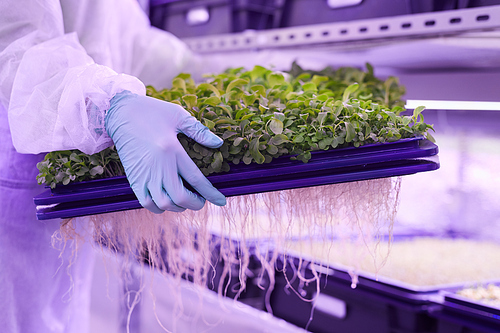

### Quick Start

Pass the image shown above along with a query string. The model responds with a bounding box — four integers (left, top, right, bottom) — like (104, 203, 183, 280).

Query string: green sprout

(37, 64, 434, 188)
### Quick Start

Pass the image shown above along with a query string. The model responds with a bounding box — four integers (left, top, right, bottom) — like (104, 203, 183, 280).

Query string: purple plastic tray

(428, 283, 500, 332)
(34, 137, 439, 220)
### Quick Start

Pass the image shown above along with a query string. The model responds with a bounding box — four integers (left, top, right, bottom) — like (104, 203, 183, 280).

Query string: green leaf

(215, 118, 237, 125)
(226, 79, 248, 93)
(242, 154, 253, 165)
(302, 82, 317, 92)
(269, 134, 289, 145)
(345, 122, 356, 142)
(249, 65, 270, 81)
(204, 96, 221, 106)
(172, 77, 187, 93)
(242, 93, 257, 106)
(359, 93, 373, 100)
(182, 94, 197, 109)
(235, 108, 249, 120)
(239, 119, 250, 132)
(412, 105, 425, 123)
(311, 75, 329, 87)
(211, 151, 223, 171)
(75, 166, 89, 176)
(170, 100, 183, 107)
(316, 94, 329, 102)
(250, 85, 266, 97)
(70, 153, 82, 163)
(259, 96, 269, 107)
(293, 135, 304, 143)
(176, 73, 191, 80)
(273, 112, 285, 122)
(90, 166, 104, 176)
(249, 138, 265, 164)
(319, 137, 333, 150)
(222, 131, 238, 140)
(233, 137, 245, 146)
(267, 73, 285, 87)
(268, 118, 283, 135)
(218, 105, 234, 118)
(197, 83, 221, 97)
(426, 131, 436, 143)
(296, 73, 311, 82)
(366, 62, 374, 76)
(343, 83, 359, 102)
(402, 116, 412, 126)
(317, 112, 328, 125)
(229, 145, 242, 154)
(203, 118, 215, 130)
(266, 144, 278, 155)
(89, 155, 99, 165)
(241, 113, 255, 121)
(298, 151, 312, 163)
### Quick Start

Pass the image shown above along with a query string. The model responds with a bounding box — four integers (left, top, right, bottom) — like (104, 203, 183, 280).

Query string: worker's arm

(0, 0, 225, 211)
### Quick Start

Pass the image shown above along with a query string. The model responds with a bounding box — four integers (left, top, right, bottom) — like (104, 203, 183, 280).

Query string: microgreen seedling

(37, 64, 434, 188)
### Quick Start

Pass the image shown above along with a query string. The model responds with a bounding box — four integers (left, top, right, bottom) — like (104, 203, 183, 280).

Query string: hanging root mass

(57, 177, 401, 325)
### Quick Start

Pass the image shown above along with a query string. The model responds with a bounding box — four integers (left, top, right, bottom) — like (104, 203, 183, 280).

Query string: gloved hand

(105, 90, 226, 213)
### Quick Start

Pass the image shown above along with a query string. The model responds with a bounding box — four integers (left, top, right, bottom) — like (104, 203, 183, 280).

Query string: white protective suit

(0, 0, 216, 332)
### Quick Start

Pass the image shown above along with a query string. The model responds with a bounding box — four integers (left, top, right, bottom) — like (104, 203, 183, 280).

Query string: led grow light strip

(406, 100, 500, 111)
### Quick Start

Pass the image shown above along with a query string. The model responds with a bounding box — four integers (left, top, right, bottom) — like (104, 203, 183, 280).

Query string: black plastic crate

(278, 0, 500, 28)
(425, 0, 500, 12)
(279, 0, 413, 28)
(428, 283, 500, 333)
(149, 0, 285, 38)
(270, 257, 439, 333)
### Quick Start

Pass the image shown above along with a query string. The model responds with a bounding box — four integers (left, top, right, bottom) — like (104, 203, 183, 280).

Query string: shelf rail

(182, 5, 500, 53)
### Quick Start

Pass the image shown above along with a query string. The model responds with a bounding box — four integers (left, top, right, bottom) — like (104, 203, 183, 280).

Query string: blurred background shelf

(150, 3, 500, 73)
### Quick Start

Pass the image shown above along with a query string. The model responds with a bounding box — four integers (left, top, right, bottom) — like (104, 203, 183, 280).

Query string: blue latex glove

(105, 90, 226, 213)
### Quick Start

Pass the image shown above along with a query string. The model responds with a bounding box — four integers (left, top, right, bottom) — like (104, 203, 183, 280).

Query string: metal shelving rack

(182, 5, 500, 54)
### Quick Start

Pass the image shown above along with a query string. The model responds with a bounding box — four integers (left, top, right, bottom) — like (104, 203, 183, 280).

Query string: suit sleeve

(0, 0, 145, 155)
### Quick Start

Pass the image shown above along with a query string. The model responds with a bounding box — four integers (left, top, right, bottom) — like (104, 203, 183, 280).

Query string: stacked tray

(269, 237, 500, 333)
(34, 136, 439, 220)
(429, 282, 500, 333)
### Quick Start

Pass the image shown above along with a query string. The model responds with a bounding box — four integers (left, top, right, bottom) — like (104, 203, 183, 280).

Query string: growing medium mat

(34, 136, 438, 220)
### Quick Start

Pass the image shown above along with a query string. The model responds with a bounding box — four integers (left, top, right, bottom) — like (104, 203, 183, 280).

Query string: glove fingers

(177, 152, 226, 207)
(179, 117, 223, 148)
(131, 182, 164, 214)
(161, 167, 207, 211)
(148, 182, 186, 213)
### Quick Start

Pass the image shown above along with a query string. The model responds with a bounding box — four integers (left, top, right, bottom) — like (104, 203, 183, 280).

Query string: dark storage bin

(270, 258, 439, 333)
(279, 0, 414, 28)
(149, 0, 285, 38)
(428, 283, 500, 333)
(279, 0, 500, 28)
(429, 0, 500, 12)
